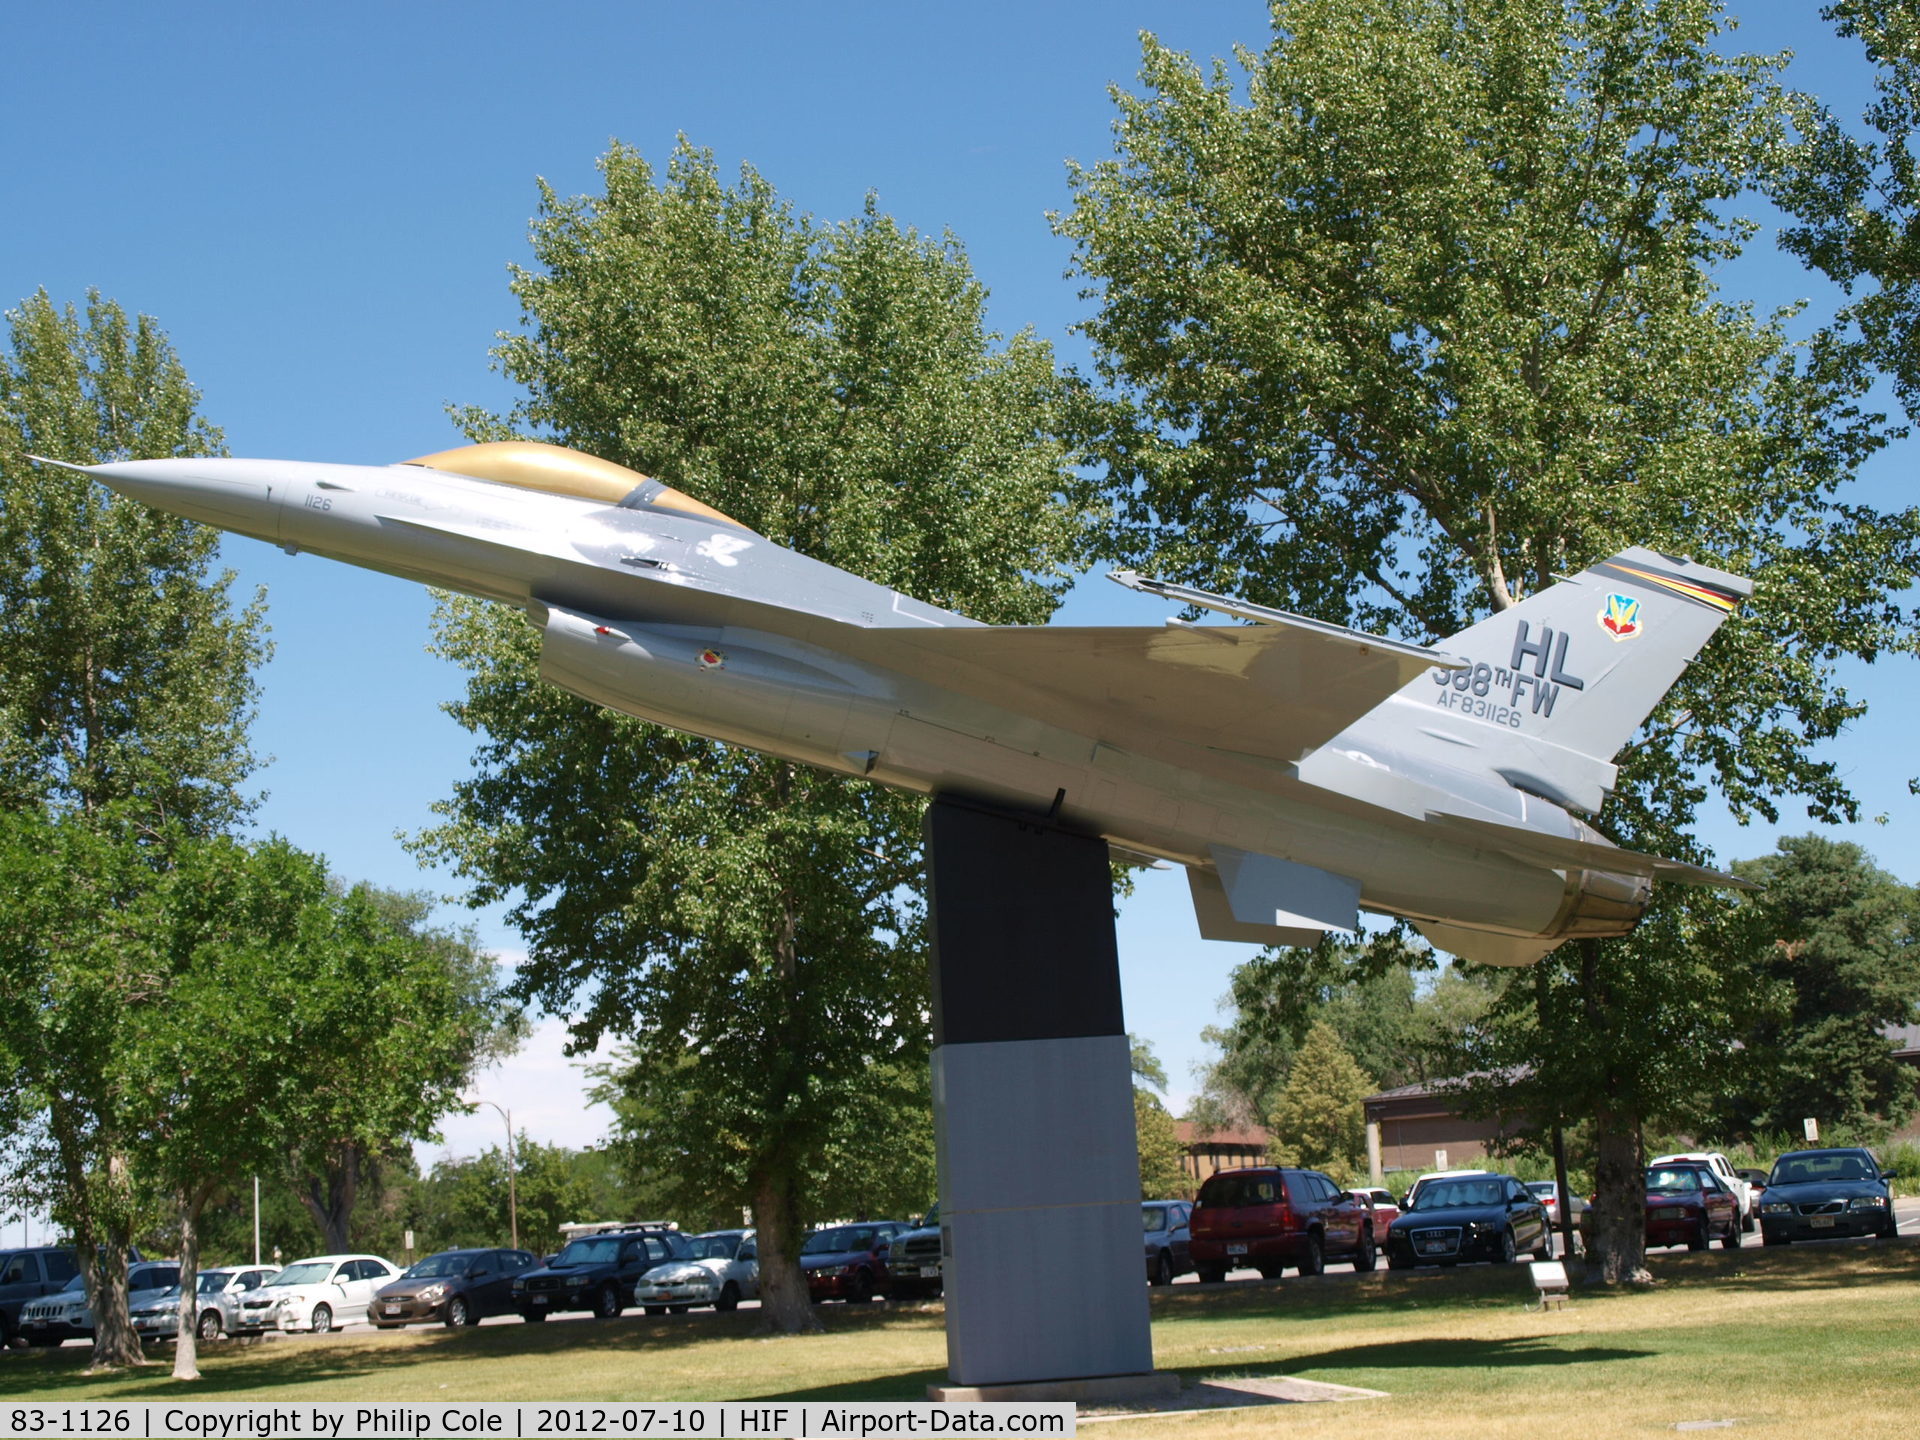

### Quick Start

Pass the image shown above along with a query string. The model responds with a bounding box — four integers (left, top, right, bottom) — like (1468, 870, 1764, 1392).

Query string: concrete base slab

(927, 1373, 1179, 1405)
(1074, 1375, 1391, 1422)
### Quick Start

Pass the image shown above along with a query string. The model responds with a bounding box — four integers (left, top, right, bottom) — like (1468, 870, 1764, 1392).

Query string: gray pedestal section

(924, 797, 1153, 1389)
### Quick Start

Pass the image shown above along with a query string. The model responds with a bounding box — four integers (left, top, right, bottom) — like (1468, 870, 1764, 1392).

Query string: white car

(234, 1254, 400, 1334)
(634, 1230, 758, 1313)
(1651, 1152, 1754, 1231)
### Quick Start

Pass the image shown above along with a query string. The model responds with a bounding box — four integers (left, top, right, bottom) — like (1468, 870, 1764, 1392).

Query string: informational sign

(1804, 1118, 1819, 1142)
(1435, 1149, 1449, 1169)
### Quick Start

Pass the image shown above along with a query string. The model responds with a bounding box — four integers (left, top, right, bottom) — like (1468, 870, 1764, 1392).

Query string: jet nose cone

(37, 456, 284, 541)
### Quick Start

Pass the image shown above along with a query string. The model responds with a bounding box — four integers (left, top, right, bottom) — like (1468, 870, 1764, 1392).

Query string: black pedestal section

(924, 797, 1153, 1388)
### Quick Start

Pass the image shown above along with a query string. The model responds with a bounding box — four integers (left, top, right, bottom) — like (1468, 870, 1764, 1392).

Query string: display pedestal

(922, 796, 1157, 1391)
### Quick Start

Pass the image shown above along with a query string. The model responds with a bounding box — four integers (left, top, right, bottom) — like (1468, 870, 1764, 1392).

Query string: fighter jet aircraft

(39, 440, 1753, 966)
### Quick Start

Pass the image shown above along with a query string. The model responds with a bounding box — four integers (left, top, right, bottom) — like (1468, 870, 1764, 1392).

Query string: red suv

(1190, 1167, 1377, 1281)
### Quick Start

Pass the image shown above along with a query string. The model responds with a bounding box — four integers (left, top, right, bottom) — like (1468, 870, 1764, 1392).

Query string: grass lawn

(7, 1243, 1917, 1436)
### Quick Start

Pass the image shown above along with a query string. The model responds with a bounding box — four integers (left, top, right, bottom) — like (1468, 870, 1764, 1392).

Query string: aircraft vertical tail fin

(1409, 547, 1750, 812)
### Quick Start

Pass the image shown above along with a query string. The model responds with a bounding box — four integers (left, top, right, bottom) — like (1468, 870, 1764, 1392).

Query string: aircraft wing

(379, 513, 1462, 765)
(850, 620, 1463, 766)
(1424, 811, 1758, 889)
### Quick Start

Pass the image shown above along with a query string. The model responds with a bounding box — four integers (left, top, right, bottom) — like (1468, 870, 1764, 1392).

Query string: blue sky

(3, 2, 1914, 1169)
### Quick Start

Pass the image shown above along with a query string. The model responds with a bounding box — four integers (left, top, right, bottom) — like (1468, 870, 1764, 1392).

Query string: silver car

(1143, 1201, 1193, 1286)
(132, 1265, 276, 1343)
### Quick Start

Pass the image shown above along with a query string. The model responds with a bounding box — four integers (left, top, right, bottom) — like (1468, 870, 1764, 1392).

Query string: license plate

(531, 1294, 548, 1304)
(384, 1304, 401, 1314)
(1226, 1243, 1248, 1255)
(1420, 1241, 1449, 1254)
(894, 1265, 918, 1277)
(1811, 1216, 1835, 1229)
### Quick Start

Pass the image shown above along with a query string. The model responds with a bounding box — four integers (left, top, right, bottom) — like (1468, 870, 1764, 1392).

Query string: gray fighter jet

(40, 441, 1752, 966)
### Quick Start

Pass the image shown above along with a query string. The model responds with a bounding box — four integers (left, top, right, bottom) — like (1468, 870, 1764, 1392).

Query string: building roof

(1885, 1022, 1920, 1059)
(1174, 1121, 1271, 1148)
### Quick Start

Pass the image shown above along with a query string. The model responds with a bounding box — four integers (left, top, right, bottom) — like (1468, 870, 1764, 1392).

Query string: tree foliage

(1057, 0, 1920, 1283)
(0, 290, 265, 833)
(413, 140, 1083, 1331)
(1775, 0, 1920, 420)
(1191, 934, 1492, 1130)
(1265, 1022, 1373, 1183)
(1720, 834, 1920, 1137)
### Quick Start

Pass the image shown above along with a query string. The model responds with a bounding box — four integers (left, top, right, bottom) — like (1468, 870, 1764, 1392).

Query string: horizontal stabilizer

(1425, 811, 1757, 890)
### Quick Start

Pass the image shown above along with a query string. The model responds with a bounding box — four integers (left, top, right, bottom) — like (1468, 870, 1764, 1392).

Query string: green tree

(1720, 835, 1920, 1137)
(1130, 1036, 1188, 1199)
(0, 290, 264, 831)
(1056, 0, 1920, 1283)
(1191, 934, 1490, 1133)
(1773, 1, 1920, 420)
(417, 1137, 602, 1255)
(278, 887, 525, 1256)
(1265, 1022, 1373, 1183)
(0, 291, 268, 1368)
(413, 140, 1082, 1332)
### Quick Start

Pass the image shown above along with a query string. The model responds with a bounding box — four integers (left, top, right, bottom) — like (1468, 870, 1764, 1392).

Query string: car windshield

(802, 1227, 874, 1255)
(268, 1262, 334, 1286)
(1411, 1179, 1503, 1210)
(404, 1253, 473, 1279)
(685, 1236, 739, 1261)
(1646, 1168, 1703, 1193)
(197, 1272, 233, 1296)
(554, 1237, 622, 1266)
(57, 1273, 85, 1293)
(1771, 1153, 1876, 1185)
(1142, 1206, 1168, 1232)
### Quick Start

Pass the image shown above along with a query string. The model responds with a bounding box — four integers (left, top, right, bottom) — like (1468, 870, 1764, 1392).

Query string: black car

(1759, 1147, 1896, 1245)
(511, 1229, 688, 1321)
(1386, 1172, 1551, 1268)
(371, 1247, 537, 1328)
(0, 1248, 81, 1349)
(887, 1208, 942, 1300)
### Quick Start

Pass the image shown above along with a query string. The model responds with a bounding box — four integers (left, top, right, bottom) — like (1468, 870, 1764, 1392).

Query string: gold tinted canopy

(403, 440, 748, 530)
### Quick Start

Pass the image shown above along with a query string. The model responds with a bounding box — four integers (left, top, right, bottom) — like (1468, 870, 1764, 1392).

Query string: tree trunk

(86, 1223, 144, 1370)
(295, 1144, 361, 1254)
(172, 1185, 212, 1381)
(1576, 939, 1651, 1285)
(1587, 1118, 1651, 1284)
(751, 1169, 821, 1336)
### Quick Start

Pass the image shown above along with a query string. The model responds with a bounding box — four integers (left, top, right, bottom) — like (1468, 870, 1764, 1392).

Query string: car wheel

(446, 1296, 471, 1328)
(716, 1283, 740, 1313)
(1496, 1229, 1516, 1264)
(520, 1309, 547, 1323)
(197, 1309, 223, 1342)
(1687, 1219, 1709, 1252)
(1722, 1218, 1742, 1250)
(1354, 1227, 1377, 1273)
(1741, 1212, 1756, 1234)
(1152, 1251, 1173, 1287)
(1298, 1233, 1325, 1277)
(310, 1304, 333, 1335)
(1197, 1267, 1226, 1285)
(595, 1285, 622, 1319)
(846, 1270, 874, 1304)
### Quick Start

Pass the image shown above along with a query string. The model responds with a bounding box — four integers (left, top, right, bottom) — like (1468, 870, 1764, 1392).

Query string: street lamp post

(471, 1099, 518, 1251)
